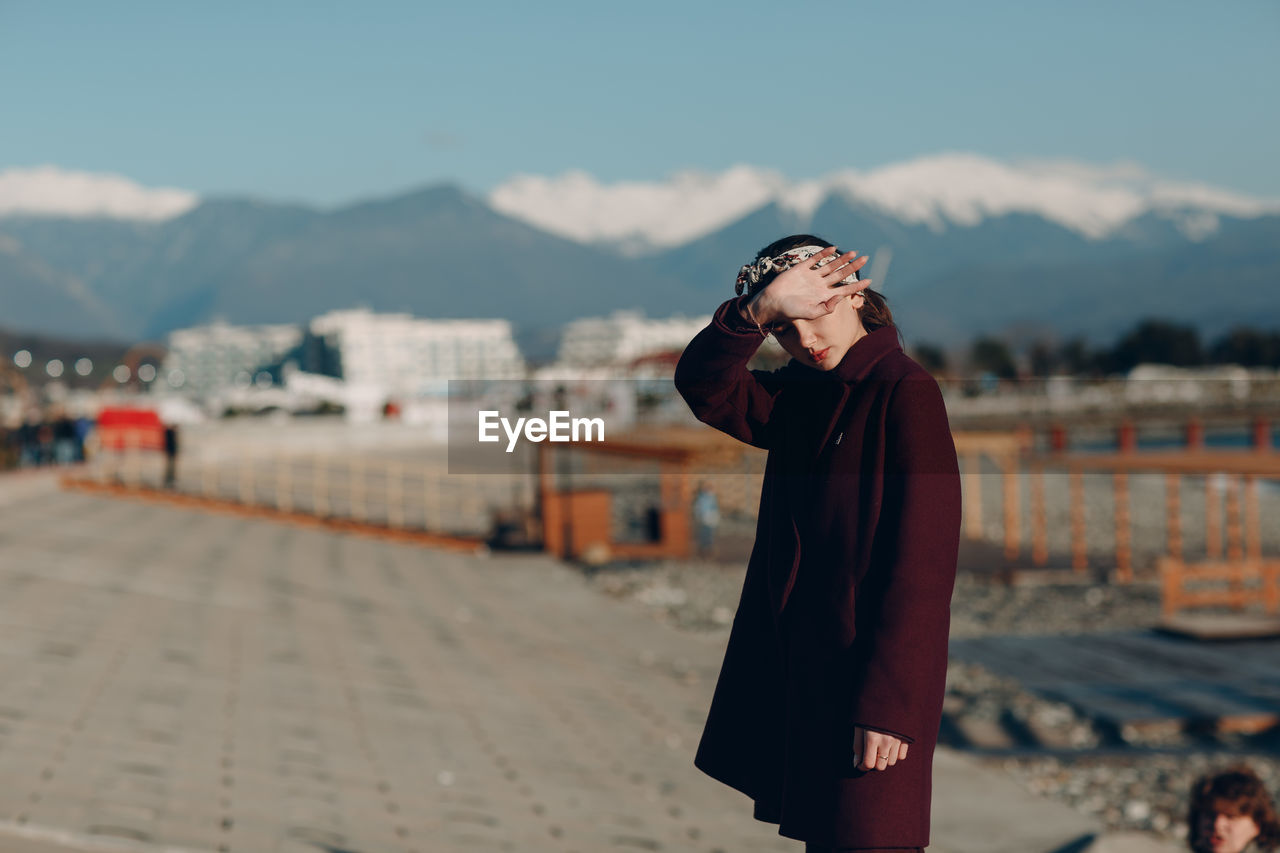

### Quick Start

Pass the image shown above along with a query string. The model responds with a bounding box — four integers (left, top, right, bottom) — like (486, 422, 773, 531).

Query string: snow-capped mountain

(488, 154, 1276, 250)
(1, 156, 1276, 351)
(6, 155, 1273, 247)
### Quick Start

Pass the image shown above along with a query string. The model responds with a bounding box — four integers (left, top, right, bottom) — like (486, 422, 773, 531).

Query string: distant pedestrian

(1188, 765, 1280, 853)
(35, 420, 54, 466)
(692, 482, 720, 558)
(16, 419, 39, 468)
(73, 415, 92, 461)
(53, 414, 78, 465)
(163, 424, 179, 488)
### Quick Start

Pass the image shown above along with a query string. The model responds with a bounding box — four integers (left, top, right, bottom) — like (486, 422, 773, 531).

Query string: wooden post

(1244, 474, 1261, 562)
(126, 430, 141, 488)
(313, 455, 329, 517)
(1160, 557, 1181, 618)
(276, 455, 292, 512)
(1003, 454, 1020, 562)
(963, 452, 984, 541)
(1114, 471, 1131, 582)
(387, 461, 404, 528)
(424, 467, 443, 532)
(435, 471, 447, 532)
(238, 452, 254, 505)
(1266, 561, 1280, 616)
(1226, 474, 1243, 562)
(1206, 475, 1222, 559)
(95, 441, 109, 484)
(350, 455, 365, 521)
(202, 454, 215, 499)
(1226, 476, 1244, 609)
(1070, 468, 1087, 573)
(1014, 424, 1034, 455)
(1030, 462, 1047, 566)
(420, 468, 430, 531)
(1165, 472, 1182, 563)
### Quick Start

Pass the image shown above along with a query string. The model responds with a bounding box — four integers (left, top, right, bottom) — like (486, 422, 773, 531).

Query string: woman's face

(770, 293, 868, 371)
(1198, 801, 1261, 853)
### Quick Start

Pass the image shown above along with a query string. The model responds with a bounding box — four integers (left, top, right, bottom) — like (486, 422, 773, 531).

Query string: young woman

(1188, 766, 1280, 853)
(674, 235, 961, 851)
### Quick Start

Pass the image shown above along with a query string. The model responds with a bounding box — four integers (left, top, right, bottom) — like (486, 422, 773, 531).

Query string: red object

(1185, 418, 1205, 449)
(1117, 419, 1138, 453)
(1050, 423, 1068, 452)
(96, 407, 165, 451)
(1255, 417, 1273, 451)
(674, 298, 959, 849)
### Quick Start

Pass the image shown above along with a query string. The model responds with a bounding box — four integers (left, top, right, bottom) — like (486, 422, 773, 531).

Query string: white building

(164, 320, 302, 394)
(555, 310, 710, 368)
(308, 308, 525, 397)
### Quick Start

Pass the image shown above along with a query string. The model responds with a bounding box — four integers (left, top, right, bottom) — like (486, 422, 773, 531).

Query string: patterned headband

(734, 244, 860, 297)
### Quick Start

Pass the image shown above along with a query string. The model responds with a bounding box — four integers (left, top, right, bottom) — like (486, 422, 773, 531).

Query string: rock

(1125, 800, 1151, 821)
(580, 541, 612, 566)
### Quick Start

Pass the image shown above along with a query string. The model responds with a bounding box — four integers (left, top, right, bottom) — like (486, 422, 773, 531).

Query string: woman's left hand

(853, 726, 908, 772)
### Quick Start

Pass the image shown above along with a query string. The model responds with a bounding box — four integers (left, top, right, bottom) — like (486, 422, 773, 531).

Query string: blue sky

(2, 0, 1277, 205)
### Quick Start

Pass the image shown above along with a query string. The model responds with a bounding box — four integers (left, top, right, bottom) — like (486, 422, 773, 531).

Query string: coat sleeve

(673, 296, 789, 450)
(848, 374, 961, 744)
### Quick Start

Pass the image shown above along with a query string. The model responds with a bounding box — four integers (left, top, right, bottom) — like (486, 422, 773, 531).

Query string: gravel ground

(582, 559, 1279, 843)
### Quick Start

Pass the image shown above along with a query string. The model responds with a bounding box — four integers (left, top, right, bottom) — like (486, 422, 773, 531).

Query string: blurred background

(1, 2, 1278, 852)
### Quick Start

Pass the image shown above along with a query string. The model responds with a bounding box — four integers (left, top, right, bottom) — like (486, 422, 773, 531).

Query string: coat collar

(792, 324, 902, 384)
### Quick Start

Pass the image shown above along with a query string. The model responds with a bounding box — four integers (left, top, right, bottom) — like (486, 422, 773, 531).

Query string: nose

(794, 320, 818, 349)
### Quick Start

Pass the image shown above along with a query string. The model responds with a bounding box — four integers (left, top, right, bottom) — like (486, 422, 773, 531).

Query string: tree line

(909, 321, 1280, 380)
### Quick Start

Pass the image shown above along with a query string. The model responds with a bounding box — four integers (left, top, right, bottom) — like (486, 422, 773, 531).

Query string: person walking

(674, 236, 961, 851)
(163, 424, 179, 489)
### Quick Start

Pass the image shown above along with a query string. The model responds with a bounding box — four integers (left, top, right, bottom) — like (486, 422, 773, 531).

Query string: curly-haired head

(1188, 765, 1280, 853)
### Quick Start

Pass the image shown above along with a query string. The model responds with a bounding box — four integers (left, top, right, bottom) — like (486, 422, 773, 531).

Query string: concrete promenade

(0, 470, 1107, 853)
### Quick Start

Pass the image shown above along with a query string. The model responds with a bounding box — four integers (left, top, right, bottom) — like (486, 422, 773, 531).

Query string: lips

(810, 347, 832, 363)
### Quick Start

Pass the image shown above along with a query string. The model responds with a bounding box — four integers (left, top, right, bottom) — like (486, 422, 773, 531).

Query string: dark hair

(1188, 765, 1280, 852)
(752, 234, 894, 333)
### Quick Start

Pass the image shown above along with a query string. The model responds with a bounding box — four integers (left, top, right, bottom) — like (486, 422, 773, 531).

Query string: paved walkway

(0, 471, 1100, 853)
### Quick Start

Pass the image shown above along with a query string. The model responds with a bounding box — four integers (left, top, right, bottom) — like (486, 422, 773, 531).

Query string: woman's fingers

(826, 279, 872, 300)
(817, 250, 863, 278)
(806, 245, 839, 266)
(821, 253, 870, 283)
(857, 730, 905, 772)
(898, 742, 909, 762)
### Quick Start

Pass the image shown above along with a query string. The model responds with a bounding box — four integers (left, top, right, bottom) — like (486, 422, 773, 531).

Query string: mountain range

(1, 157, 1276, 361)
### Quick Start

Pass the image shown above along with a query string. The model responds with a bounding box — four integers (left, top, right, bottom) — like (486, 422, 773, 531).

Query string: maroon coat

(674, 296, 961, 849)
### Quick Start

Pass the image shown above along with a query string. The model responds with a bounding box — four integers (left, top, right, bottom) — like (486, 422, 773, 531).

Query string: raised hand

(744, 246, 871, 328)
